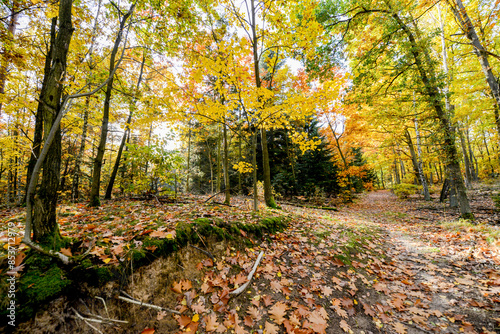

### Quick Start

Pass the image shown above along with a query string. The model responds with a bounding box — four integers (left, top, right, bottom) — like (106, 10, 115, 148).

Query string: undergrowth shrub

(392, 183, 422, 199)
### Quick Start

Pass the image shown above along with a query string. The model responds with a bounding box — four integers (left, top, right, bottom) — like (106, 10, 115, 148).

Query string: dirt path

(329, 191, 500, 333)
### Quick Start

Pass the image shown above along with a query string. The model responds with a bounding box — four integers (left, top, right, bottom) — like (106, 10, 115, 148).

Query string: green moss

(2, 253, 73, 321)
(6, 212, 289, 324)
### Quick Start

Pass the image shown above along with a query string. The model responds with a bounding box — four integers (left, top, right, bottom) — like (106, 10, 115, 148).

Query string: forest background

(0, 0, 500, 238)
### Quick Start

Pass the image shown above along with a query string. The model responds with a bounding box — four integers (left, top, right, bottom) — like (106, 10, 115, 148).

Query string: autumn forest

(1, 0, 500, 333)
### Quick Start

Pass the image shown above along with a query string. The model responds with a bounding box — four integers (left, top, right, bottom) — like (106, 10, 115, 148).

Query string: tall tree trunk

(89, 4, 134, 207)
(25, 18, 57, 205)
(223, 121, 230, 205)
(447, 0, 500, 140)
(260, 128, 276, 207)
(249, 0, 275, 208)
(32, 0, 74, 242)
(458, 128, 472, 188)
(72, 95, 90, 200)
(71, 0, 101, 201)
(252, 127, 258, 211)
(0, 0, 19, 117)
(404, 128, 430, 200)
(105, 52, 145, 199)
(216, 127, 221, 193)
(392, 12, 473, 219)
(414, 119, 430, 200)
(186, 128, 191, 193)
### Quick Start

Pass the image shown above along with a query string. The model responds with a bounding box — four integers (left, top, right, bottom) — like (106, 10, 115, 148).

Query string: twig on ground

(120, 290, 138, 301)
(72, 307, 104, 334)
(189, 244, 216, 263)
(230, 251, 264, 296)
(118, 295, 181, 315)
(95, 296, 109, 318)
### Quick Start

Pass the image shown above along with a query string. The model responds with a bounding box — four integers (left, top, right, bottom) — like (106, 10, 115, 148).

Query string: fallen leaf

(264, 321, 279, 334)
(269, 301, 288, 325)
(393, 322, 407, 334)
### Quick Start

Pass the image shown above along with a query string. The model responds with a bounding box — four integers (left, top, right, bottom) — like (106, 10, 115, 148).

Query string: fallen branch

(230, 251, 264, 296)
(118, 294, 180, 315)
(189, 244, 215, 263)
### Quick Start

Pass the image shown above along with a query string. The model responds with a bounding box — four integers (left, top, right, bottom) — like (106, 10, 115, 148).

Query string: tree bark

(25, 18, 57, 205)
(105, 52, 145, 199)
(414, 119, 430, 200)
(89, 4, 134, 207)
(32, 0, 74, 242)
(392, 12, 473, 219)
(458, 128, 472, 188)
(223, 121, 230, 205)
(0, 0, 19, 117)
(71, 0, 101, 201)
(447, 0, 500, 140)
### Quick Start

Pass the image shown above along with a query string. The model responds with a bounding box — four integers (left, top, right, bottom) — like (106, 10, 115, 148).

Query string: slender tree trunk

(252, 127, 258, 211)
(71, 0, 101, 201)
(216, 127, 221, 193)
(89, 4, 134, 207)
(223, 121, 230, 205)
(447, 0, 500, 139)
(249, 0, 275, 208)
(465, 127, 478, 181)
(238, 124, 242, 194)
(72, 96, 90, 201)
(392, 12, 473, 219)
(405, 128, 430, 200)
(32, 0, 74, 242)
(414, 121, 430, 200)
(186, 128, 191, 193)
(25, 18, 57, 204)
(205, 137, 214, 194)
(0, 0, 19, 117)
(260, 128, 276, 207)
(105, 52, 145, 199)
(458, 128, 472, 188)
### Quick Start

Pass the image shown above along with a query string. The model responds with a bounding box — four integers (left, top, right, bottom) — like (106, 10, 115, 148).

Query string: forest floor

(1, 184, 500, 334)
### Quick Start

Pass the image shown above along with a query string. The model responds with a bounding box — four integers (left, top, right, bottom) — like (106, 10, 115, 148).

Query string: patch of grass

(439, 219, 500, 244)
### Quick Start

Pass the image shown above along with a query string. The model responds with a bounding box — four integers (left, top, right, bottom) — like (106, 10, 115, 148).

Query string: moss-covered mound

(0, 215, 288, 323)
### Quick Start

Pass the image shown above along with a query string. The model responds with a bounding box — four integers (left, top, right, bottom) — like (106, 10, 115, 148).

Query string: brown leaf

(60, 248, 72, 257)
(172, 281, 183, 294)
(269, 301, 288, 325)
(181, 279, 193, 291)
(264, 321, 279, 334)
(393, 322, 407, 334)
(262, 295, 273, 307)
(339, 320, 350, 333)
(247, 306, 260, 320)
(244, 315, 254, 327)
(270, 280, 282, 292)
(176, 315, 191, 328)
(205, 314, 220, 332)
(14, 252, 26, 267)
(191, 301, 207, 314)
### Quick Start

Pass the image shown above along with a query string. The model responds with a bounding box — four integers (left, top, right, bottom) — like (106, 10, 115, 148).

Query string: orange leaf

(141, 328, 155, 334)
(60, 248, 72, 257)
(393, 322, 407, 334)
(172, 281, 183, 294)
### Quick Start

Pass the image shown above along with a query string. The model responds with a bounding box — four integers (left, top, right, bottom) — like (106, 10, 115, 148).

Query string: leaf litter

(2, 190, 500, 333)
